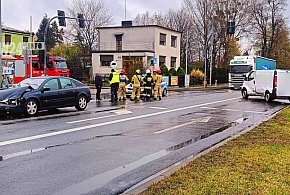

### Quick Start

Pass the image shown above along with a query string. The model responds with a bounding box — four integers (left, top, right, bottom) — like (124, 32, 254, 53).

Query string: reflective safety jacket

(155, 75, 163, 86)
(132, 74, 142, 87)
(110, 71, 120, 85)
(119, 74, 129, 86)
(143, 75, 153, 89)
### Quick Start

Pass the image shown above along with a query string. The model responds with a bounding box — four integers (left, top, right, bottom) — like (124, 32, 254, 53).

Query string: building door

(122, 56, 144, 79)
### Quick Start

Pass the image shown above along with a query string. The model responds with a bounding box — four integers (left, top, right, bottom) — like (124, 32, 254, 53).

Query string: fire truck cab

(13, 56, 70, 84)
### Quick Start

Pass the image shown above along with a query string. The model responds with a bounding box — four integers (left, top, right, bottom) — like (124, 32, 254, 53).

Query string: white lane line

(154, 116, 211, 134)
(0, 97, 239, 147)
(201, 107, 217, 110)
(67, 110, 133, 124)
(223, 108, 240, 112)
(201, 107, 266, 114)
(67, 115, 116, 124)
(243, 110, 266, 114)
(149, 107, 167, 110)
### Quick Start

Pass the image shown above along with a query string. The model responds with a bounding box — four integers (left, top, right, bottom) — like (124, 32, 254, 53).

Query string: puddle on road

(0, 133, 123, 162)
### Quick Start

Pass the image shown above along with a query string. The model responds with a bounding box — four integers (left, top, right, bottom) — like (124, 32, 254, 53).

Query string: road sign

(23, 47, 32, 64)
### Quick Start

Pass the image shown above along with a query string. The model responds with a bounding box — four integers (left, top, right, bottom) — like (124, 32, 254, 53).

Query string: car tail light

(274, 75, 277, 88)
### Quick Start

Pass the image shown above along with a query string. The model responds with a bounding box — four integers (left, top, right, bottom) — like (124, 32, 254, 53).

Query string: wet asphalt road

(0, 90, 288, 195)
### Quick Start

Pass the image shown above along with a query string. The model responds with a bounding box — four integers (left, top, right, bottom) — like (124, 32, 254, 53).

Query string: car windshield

(229, 65, 252, 74)
(19, 78, 47, 89)
(55, 61, 68, 69)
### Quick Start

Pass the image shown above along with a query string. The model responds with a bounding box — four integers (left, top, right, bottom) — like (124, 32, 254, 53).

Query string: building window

(159, 56, 166, 66)
(100, 55, 113, 66)
(23, 37, 29, 43)
(5, 34, 11, 45)
(171, 57, 177, 68)
(115, 35, 123, 51)
(160, 33, 166, 46)
(171, 36, 177, 47)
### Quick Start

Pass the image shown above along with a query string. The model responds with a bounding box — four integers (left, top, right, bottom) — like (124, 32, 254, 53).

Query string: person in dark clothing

(143, 69, 154, 100)
(95, 73, 103, 101)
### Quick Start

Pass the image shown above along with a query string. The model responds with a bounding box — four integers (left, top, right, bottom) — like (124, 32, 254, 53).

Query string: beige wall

(93, 26, 181, 75)
(154, 27, 181, 70)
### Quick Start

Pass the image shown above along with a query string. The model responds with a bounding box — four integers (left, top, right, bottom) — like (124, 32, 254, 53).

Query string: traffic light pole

(43, 16, 79, 76)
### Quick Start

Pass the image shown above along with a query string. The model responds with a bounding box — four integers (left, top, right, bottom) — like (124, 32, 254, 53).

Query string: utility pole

(30, 16, 33, 78)
(185, 29, 189, 88)
(125, 0, 127, 21)
(203, 0, 208, 89)
(0, 0, 2, 76)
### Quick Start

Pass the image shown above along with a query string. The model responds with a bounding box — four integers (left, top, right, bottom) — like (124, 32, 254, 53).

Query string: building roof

(2, 25, 31, 35)
(97, 25, 182, 34)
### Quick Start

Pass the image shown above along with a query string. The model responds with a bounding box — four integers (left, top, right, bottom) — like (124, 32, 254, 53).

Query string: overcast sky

(1, 0, 290, 32)
(1, 0, 181, 32)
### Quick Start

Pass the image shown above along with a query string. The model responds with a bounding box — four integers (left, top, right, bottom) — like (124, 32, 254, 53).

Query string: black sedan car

(0, 76, 91, 116)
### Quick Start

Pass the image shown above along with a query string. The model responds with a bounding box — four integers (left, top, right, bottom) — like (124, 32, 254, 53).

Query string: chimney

(122, 21, 132, 27)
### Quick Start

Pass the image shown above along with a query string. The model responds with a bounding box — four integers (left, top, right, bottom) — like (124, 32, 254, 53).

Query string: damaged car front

(0, 86, 32, 116)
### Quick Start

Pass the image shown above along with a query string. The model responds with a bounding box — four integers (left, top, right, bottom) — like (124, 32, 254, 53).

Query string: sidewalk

(134, 107, 290, 194)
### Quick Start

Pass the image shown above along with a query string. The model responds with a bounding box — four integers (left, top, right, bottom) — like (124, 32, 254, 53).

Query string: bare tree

(249, 0, 286, 58)
(67, 0, 112, 53)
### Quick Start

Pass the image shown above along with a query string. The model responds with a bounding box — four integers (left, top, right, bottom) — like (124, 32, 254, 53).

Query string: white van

(241, 70, 290, 102)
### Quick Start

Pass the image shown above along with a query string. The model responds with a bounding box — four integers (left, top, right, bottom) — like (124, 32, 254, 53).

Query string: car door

(39, 78, 62, 108)
(59, 78, 78, 106)
(246, 71, 256, 94)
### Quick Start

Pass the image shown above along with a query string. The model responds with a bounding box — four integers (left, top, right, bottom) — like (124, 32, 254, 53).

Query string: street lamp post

(0, 0, 2, 76)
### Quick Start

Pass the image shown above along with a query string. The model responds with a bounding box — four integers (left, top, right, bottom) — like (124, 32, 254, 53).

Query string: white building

(92, 23, 181, 77)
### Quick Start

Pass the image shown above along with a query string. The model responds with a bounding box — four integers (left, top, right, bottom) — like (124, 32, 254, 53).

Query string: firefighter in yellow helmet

(154, 69, 163, 100)
(119, 69, 129, 101)
(131, 69, 142, 101)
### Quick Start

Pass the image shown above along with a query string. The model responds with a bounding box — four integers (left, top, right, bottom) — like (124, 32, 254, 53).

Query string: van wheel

(75, 95, 88, 111)
(241, 89, 248, 99)
(265, 92, 273, 102)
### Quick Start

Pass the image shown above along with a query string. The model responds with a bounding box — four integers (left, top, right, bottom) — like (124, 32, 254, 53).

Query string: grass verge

(142, 107, 290, 194)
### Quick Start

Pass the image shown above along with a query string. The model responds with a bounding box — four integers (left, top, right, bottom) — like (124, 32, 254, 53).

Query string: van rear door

(276, 70, 290, 97)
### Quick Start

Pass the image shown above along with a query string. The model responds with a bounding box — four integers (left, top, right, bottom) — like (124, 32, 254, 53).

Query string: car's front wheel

(162, 88, 168, 97)
(75, 95, 88, 111)
(25, 99, 38, 116)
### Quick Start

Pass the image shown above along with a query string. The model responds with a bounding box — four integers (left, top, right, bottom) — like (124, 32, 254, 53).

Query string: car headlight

(1, 98, 19, 105)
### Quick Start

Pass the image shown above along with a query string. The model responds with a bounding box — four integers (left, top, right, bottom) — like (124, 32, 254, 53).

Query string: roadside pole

(0, 0, 2, 76)
(30, 16, 32, 78)
(185, 29, 189, 88)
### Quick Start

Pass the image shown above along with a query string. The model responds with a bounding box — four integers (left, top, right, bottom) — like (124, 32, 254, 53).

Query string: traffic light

(77, 13, 85, 28)
(227, 21, 235, 35)
(57, 10, 66, 27)
(38, 50, 45, 65)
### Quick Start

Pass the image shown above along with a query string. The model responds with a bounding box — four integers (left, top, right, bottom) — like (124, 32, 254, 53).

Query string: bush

(169, 68, 177, 76)
(190, 69, 204, 85)
(177, 67, 185, 76)
(160, 64, 169, 76)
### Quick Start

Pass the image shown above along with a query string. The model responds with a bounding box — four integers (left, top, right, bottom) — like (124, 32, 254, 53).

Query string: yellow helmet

(136, 69, 141, 74)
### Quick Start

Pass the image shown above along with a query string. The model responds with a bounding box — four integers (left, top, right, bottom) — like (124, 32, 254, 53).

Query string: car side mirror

(42, 87, 51, 93)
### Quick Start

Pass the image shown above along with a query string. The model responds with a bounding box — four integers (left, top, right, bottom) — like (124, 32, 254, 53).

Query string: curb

(122, 106, 288, 195)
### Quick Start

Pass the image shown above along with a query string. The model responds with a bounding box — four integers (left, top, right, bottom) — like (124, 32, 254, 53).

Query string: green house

(2, 26, 32, 56)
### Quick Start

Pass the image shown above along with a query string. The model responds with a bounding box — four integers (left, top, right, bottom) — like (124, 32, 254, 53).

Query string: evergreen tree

(36, 15, 64, 51)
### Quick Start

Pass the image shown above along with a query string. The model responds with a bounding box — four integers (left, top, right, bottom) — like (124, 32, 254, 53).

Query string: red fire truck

(13, 56, 70, 84)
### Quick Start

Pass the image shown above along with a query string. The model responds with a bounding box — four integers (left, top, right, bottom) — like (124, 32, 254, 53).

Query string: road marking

(0, 97, 239, 147)
(201, 107, 217, 110)
(201, 107, 265, 114)
(67, 110, 132, 124)
(149, 107, 167, 110)
(154, 117, 211, 134)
